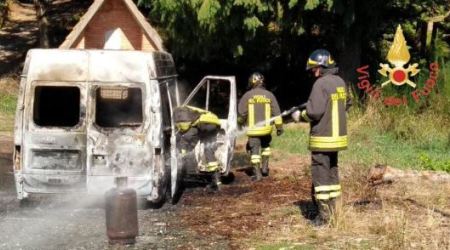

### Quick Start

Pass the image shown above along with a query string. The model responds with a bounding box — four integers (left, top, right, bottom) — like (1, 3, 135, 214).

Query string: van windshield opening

(187, 80, 230, 119)
(95, 87, 143, 127)
(33, 86, 80, 127)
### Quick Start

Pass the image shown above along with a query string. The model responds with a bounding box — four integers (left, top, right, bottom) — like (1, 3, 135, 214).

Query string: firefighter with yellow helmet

(292, 49, 349, 226)
(173, 105, 222, 190)
(238, 72, 283, 181)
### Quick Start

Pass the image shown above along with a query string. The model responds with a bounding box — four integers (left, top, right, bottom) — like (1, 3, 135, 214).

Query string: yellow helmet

(248, 72, 264, 88)
(306, 49, 336, 70)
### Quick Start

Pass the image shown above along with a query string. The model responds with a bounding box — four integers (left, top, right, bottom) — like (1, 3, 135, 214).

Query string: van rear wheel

(19, 198, 31, 208)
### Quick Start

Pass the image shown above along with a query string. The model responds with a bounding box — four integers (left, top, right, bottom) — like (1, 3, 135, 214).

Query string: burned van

(13, 49, 237, 203)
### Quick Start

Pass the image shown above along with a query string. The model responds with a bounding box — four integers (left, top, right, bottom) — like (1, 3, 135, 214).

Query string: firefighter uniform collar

(321, 67, 339, 76)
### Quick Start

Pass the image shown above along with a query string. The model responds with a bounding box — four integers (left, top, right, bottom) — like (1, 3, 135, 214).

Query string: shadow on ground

(293, 200, 317, 220)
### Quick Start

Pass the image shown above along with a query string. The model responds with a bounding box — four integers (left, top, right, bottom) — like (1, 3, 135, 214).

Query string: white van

(13, 49, 237, 204)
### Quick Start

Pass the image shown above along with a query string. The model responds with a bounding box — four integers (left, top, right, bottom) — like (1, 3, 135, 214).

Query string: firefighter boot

(250, 155, 262, 181)
(207, 171, 221, 191)
(310, 185, 319, 219)
(261, 156, 269, 177)
(328, 197, 342, 225)
(252, 164, 263, 181)
(261, 147, 271, 176)
(311, 200, 330, 227)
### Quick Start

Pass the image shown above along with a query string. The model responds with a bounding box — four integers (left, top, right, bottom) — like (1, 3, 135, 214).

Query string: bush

(419, 153, 450, 172)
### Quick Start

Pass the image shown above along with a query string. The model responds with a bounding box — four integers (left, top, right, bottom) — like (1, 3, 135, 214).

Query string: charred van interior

(33, 86, 80, 127)
(95, 87, 143, 128)
(187, 80, 230, 119)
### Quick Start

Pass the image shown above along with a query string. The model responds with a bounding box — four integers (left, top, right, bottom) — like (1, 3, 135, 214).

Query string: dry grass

(349, 100, 450, 144)
(0, 76, 19, 95)
(246, 152, 450, 249)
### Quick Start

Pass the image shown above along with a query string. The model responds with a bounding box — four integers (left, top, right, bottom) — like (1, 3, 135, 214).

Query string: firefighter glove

(237, 115, 245, 125)
(276, 127, 284, 136)
(291, 110, 301, 122)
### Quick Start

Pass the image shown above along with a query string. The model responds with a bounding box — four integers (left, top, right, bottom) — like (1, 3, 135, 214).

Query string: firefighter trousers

(246, 135, 272, 165)
(179, 124, 219, 171)
(311, 152, 341, 216)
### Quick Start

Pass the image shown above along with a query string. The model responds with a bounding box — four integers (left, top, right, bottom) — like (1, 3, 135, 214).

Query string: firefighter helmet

(249, 72, 264, 87)
(306, 49, 336, 70)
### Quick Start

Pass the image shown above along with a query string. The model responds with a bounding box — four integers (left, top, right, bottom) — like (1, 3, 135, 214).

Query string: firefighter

(292, 49, 349, 226)
(238, 72, 283, 181)
(173, 105, 222, 190)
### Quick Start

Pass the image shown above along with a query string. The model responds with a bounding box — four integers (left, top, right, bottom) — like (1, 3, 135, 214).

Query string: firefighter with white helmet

(238, 72, 283, 181)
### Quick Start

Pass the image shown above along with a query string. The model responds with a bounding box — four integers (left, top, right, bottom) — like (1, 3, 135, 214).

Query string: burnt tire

(220, 172, 235, 184)
(19, 198, 31, 208)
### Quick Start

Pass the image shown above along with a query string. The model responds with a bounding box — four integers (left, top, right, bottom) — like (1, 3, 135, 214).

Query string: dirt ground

(174, 144, 450, 249)
(176, 150, 312, 249)
(0, 138, 449, 249)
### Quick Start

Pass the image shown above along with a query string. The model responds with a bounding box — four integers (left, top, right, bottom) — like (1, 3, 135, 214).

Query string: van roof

(23, 49, 177, 83)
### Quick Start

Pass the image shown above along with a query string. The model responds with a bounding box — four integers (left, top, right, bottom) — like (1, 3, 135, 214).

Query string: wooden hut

(59, 0, 164, 51)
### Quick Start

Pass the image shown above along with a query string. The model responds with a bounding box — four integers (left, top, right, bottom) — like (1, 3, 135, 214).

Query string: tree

(138, 0, 449, 104)
(34, 0, 51, 48)
(0, 0, 10, 28)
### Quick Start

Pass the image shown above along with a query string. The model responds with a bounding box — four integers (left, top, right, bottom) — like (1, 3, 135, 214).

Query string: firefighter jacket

(301, 68, 348, 152)
(238, 86, 283, 137)
(173, 106, 221, 132)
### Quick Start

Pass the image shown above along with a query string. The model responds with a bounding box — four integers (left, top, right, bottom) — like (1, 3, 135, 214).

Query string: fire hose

(279, 103, 307, 118)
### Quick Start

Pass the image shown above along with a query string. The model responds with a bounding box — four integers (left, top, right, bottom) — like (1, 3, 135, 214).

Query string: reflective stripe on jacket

(303, 69, 348, 151)
(173, 106, 221, 132)
(238, 86, 282, 136)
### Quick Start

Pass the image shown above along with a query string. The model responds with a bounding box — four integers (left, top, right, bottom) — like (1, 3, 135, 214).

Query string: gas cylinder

(105, 177, 139, 245)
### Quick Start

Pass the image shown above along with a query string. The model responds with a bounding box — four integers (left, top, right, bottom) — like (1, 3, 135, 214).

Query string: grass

(266, 82, 450, 248)
(246, 157, 450, 249)
(0, 93, 17, 115)
(273, 124, 450, 172)
(272, 105, 450, 172)
(256, 243, 315, 250)
(0, 76, 18, 135)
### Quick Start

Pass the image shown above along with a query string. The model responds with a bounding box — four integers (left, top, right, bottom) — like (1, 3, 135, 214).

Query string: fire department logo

(378, 25, 420, 88)
(355, 24, 440, 107)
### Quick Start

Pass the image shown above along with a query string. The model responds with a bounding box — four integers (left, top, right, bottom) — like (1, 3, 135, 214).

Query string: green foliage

(137, 0, 449, 127)
(419, 153, 450, 172)
(288, 0, 298, 9)
(304, 0, 320, 10)
(139, 0, 448, 87)
(197, 0, 221, 28)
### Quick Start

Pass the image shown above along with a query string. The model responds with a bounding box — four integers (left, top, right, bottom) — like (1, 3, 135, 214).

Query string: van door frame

(20, 81, 88, 194)
(183, 75, 237, 175)
(156, 77, 182, 199)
